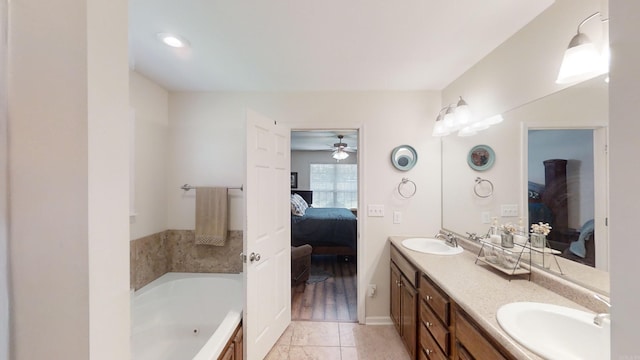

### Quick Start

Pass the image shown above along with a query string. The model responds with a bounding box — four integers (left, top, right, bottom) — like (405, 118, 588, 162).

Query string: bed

(527, 181, 554, 229)
(290, 190, 357, 256)
(528, 180, 595, 266)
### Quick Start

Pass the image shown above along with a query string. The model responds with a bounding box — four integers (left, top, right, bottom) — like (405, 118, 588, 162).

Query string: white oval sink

(401, 237, 463, 255)
(497, 302, 610, 360)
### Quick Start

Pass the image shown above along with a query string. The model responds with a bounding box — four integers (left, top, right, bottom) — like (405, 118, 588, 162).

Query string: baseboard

(364, 316, 393, 325)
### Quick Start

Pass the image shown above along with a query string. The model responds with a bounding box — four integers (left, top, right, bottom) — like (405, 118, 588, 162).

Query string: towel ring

(398, 178, 417, 198)
(474, 177, 494, 198)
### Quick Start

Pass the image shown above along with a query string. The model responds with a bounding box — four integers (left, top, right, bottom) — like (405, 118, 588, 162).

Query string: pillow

(290, 194, 308, 216)
(528, 181, 545, 200)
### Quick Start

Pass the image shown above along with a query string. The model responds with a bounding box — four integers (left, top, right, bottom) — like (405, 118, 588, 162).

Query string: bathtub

(131, 272, 243, 360)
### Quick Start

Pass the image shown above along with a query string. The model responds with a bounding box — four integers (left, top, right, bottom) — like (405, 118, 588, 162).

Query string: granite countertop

(389, 236, 596, 360)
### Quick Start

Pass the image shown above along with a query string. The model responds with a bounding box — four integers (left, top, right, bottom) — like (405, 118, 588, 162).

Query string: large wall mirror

(441, 75, 609, 295)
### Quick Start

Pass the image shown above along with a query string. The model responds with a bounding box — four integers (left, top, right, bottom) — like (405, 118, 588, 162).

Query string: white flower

(530, 222, 552, 236)
(500, 223, 517, 235)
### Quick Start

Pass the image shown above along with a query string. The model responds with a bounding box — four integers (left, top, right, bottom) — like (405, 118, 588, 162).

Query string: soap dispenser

(490, 217, 502, 244)
(514, 217, 527, 245)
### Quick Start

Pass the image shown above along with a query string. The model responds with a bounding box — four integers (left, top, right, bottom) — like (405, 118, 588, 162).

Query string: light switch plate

(501, 204, 519, 217)
(368, 204, 385, 217)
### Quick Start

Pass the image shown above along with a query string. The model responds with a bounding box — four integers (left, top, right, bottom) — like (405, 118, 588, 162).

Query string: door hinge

(605, 217, 608, 226)
(241, 252, 247, 263)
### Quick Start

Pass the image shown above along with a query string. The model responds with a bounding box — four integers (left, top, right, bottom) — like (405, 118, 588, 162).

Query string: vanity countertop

(389, 236, 596, 360)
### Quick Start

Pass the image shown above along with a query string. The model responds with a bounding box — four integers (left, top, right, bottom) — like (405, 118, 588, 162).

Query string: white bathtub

(132, 272, 243, 360)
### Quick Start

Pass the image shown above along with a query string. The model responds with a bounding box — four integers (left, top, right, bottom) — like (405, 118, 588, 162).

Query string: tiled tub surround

(131, 230, 243, 290)
(389, 236, 609, 360)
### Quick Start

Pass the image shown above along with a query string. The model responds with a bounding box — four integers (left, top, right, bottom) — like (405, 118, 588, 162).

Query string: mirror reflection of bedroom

(528, 129, 601, 268)
(290, 130, 359, 322)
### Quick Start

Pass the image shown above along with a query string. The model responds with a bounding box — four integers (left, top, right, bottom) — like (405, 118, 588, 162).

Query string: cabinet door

(456, 342, 474, 360)
(233, 326, 243, 360)
(220, 343, 235, 360)
(401, 277, 417, 360)
(455, 311, 508, 360)
(390, 262, 402, 332)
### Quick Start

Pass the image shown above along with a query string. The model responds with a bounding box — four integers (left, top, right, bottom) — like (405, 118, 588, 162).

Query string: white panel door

(244, 109, 290, 359)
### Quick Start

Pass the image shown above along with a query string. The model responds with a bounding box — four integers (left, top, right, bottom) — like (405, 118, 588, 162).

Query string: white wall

(168, 91, 442, 320)
(291, 149, 358, 191)
(129, 70, 169, 240)
(443, 0, 606, 117)
(8, 0, 130, 359)
(609, 0, 640, 356)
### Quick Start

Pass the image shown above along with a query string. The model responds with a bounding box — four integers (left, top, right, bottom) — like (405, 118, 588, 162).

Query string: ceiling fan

(331, 135, 353, 161)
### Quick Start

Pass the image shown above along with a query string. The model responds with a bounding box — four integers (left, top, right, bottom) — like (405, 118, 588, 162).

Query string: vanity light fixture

(432, 107, 452, 137)
(454, 96, 472, 126)
(157, 32, 191, 48)
(556, 12, 608, 84)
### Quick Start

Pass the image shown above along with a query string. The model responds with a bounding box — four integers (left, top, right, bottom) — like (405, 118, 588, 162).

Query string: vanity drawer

(391, 245, 418, 288)
(420, 299, 449, 355)
(419, 274, 450, 325)
(419, 321, 447, 360)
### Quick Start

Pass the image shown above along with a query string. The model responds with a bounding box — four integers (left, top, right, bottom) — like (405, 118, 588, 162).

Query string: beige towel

(195, 187, 228, 246)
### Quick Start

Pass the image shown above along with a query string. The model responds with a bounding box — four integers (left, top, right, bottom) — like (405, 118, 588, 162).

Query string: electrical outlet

(368, 284, 377, 297)
(482, 212, 491, 224)
(367, 204, 385, 217)
(393, 211, 402, 224)
(501, 204, 519, 217)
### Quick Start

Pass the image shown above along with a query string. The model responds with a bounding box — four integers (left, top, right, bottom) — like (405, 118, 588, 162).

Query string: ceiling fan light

(332, 149, 349, 160)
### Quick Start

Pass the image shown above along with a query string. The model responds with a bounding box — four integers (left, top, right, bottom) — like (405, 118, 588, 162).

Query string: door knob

(249, 252, 261, 262)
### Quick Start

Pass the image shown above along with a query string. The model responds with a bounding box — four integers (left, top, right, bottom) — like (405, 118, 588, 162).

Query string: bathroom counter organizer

(475, 239, 532, 279)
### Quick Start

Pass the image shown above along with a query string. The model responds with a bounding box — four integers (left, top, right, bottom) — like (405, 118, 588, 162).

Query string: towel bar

(180, 184, 243, 191)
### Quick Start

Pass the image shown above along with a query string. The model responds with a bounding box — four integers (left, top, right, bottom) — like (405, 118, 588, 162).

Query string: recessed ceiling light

(156, 33, 190, 48)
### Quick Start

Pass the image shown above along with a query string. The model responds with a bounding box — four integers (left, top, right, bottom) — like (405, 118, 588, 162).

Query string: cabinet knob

(425, 349, 432, 355)
(425, 321, 433, 327)
(425, 295, 433, 301)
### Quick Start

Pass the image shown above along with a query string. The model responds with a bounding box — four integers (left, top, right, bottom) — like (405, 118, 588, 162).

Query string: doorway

(526, 127, 608, 270)
(290, 130, 359, 322)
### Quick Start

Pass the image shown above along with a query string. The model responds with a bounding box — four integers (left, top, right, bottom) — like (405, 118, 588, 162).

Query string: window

(309, 164, 357, 208)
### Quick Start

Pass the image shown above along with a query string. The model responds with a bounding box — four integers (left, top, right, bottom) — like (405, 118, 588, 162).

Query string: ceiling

(291, 131, 358, 151)
(129, 0, 554, 92)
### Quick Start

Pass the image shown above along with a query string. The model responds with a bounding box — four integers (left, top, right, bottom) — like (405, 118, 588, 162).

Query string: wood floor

(291, 255, 357, 322)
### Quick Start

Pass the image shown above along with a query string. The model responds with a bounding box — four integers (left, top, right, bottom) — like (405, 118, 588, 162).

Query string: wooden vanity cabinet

(390, 245, 418, 359)
(391, 243, 515, 360)
(418, 274, 451, 359)
(455, 309, 513, 360)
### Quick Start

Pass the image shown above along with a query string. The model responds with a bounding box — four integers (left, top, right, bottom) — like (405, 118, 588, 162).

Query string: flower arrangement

(531, 222, 552, 236)
(500, 223, 517, 235)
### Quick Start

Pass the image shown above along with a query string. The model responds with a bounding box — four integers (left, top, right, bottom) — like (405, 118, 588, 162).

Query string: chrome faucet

(593, 293, 611, 326)
(436, 232, 458, 248)
(466, 232, 481, 242)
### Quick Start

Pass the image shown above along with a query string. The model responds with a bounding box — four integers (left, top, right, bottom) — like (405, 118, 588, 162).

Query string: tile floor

(265, 321, 411, 360)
